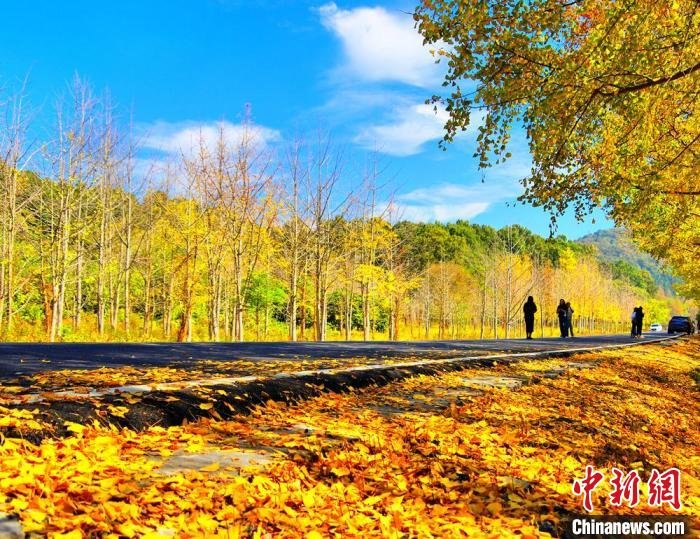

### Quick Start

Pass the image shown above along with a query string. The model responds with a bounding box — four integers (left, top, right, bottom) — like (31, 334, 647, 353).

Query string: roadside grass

(0, 338, 698, 537)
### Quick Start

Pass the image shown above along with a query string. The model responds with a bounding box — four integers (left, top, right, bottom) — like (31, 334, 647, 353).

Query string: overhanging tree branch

(599, 61, 700, 96)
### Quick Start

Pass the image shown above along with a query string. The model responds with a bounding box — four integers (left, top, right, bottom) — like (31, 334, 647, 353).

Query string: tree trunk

(208, 264, 221, 341)
(424, 288, 430, 339)
(42, 280, 54, 339)
(300, 281, 306, 341)
(234, 240, 245, 342)
(143, 269, 152, 337)
(320, 288, 328, 341)
(4, 168, 17, 334)
(492, 270, 498, 339)
(97, 193, 107, 336)
(74, 196, 83, 330)
(177, 252, 193, 343)
(314, 253, 323, 341)
(123, 195, 132, 337)
(264, 301, 270, 339)
(362, 282, 370, 341)
(288, 263, 297, 342)
(53, 200, 70, 341)
(391, 293, 400, 341)
(344, 285, 352, 341)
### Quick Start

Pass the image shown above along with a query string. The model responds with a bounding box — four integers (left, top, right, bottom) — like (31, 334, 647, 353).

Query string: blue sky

(2, 0, 610, 238)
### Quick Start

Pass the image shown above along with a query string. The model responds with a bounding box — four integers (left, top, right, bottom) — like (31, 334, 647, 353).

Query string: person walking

(635, 306, 644, 338)
(523, 296, 537, 339)
(630, 307, 638, 338)
(565, 302, 575, 337)
(557, 299, 568, 338)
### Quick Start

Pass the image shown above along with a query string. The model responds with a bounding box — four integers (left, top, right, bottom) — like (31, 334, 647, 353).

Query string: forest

(0, 79, 686, 343)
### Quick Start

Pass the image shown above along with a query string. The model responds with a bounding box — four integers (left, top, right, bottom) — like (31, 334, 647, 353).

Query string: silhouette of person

(635, 306, 644, 338)
(557, 299, 568, 338)
(565, 302, 575, 338)
(631, 307, 638, 338)
(523, 296, 537, 340)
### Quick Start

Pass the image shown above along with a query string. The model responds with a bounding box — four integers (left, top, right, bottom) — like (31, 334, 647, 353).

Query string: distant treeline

(0, 79, 684, 342)
(0, 170, 680, 343)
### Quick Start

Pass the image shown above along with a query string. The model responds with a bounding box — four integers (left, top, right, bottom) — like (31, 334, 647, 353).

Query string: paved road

(0, 333, 676, 377)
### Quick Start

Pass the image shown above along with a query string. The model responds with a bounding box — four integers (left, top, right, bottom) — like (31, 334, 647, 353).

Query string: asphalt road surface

(0, 333, 676, 378)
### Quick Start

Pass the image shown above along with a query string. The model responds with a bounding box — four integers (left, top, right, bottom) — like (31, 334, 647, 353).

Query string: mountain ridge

(576, 229, 676, 293)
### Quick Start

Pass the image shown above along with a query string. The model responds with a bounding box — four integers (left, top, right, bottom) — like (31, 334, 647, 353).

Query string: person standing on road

(557, 299, 568, 338)
(565, 301, 575, 338)
(523, 296, 537, 340)
(635, 306, 645, 338)
(630, 307, 638, 338)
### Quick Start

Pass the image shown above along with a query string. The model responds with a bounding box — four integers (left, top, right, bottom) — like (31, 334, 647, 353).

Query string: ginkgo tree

(414, 0, 700, 297)
(0, 76, 690, 342)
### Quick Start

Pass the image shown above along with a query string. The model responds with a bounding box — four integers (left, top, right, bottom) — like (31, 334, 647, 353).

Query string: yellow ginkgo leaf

(200, 462, 221, 472)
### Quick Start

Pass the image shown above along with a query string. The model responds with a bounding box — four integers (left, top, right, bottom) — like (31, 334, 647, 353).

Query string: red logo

(573, 466, 682, 511)
(648, 468, 682, 510)
(609, 468, 641, 508)
(572, 465, 605, 512)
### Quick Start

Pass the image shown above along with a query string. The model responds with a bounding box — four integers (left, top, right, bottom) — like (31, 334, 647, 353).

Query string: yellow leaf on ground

(486, 501, 502, 515)
(201, 462, 221, 472)
(65, 422, 85, 434)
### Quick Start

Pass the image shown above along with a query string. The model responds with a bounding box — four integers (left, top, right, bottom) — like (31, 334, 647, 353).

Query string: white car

(649, 323, 663, 332)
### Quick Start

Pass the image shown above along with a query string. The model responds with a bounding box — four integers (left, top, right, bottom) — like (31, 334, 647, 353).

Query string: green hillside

(576, 229, 677, 294)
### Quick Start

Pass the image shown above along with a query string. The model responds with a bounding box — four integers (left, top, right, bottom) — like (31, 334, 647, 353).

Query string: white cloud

(313, 87, 402, 122)
(319, 2, 443, 87)
(354, 103, 484, 157)
(389, 199, 491, 222)
(132, 156, 169, 182)
(382, 174, 525, 223)
(140, 120, 281, 157)
(134, 120, 281, 190)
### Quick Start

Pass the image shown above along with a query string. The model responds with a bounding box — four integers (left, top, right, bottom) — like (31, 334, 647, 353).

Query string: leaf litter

(0, 339, 697, 537)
